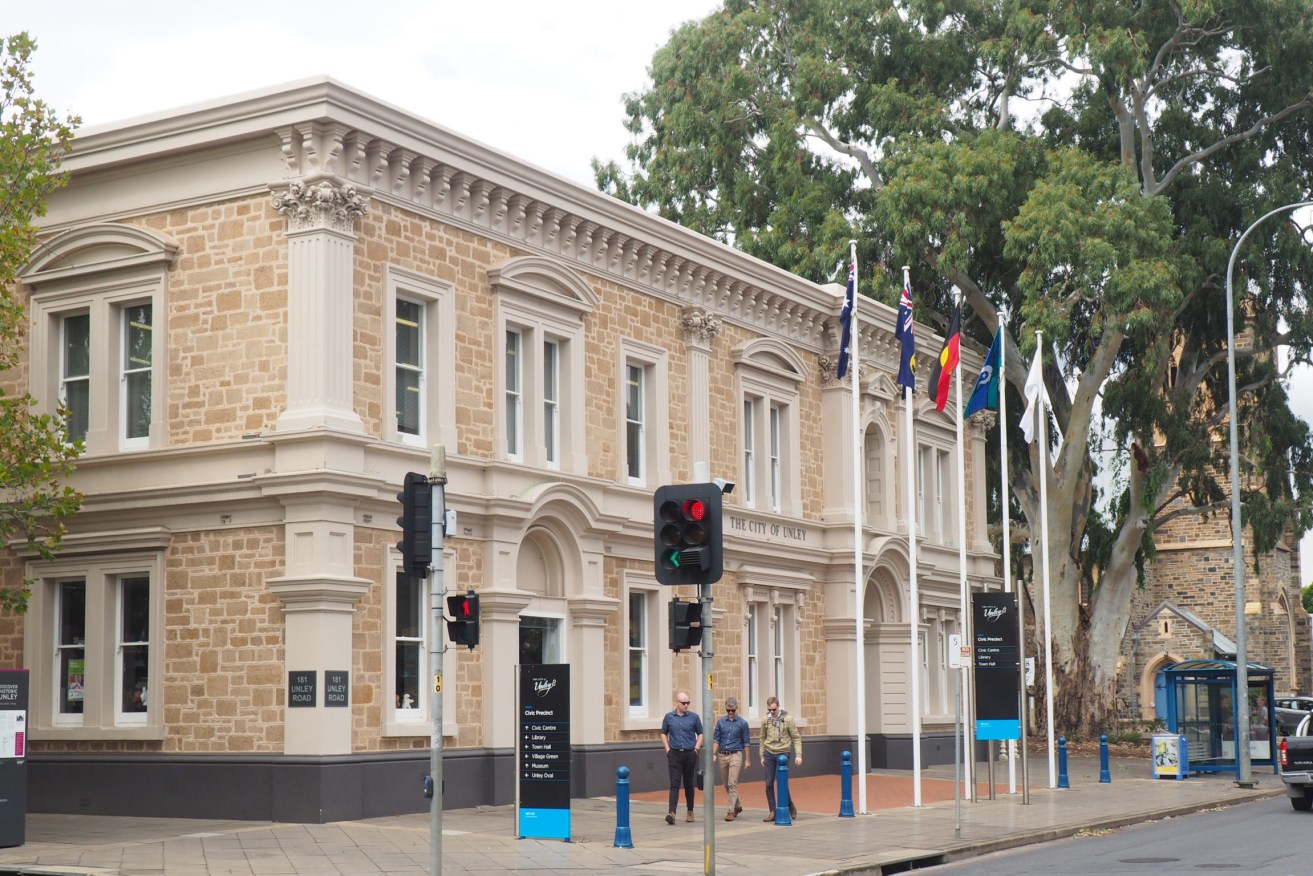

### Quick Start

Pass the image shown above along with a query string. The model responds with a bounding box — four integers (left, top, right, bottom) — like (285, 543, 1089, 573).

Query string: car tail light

(1280, 738, 1288, 769)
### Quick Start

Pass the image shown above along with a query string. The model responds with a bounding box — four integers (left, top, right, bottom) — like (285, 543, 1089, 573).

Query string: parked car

(1275, 696, 1313, 735)
(1281, 714, 1313, 809)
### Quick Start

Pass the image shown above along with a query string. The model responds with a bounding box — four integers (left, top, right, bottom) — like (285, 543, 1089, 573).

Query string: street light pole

(1224, 199, 1313, 788)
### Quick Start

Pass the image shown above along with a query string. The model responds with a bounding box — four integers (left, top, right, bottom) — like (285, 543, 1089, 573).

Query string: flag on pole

(964, 329, 1001, 418)
(895, 280, 916, 390)
(837, 260, 856, 379)
(1020, 344, 1044, 444)
(927, 305, 960, 411)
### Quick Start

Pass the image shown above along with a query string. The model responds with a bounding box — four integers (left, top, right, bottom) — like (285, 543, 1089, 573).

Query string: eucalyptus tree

(597, 0, 1313, 733)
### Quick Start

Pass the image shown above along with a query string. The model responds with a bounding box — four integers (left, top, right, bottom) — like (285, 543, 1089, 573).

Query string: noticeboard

(517, 664, 571, 840)
(0, 670, 28, 847)
(973, 592, 1021, 741)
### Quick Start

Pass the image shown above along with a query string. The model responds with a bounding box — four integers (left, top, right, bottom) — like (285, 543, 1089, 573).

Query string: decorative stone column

(968, 412, 996, 550)
(271, 178, 369, 433)
(818, 354, 859, 523)
(477, 589, 534, 749)
(681, 308, 721, 476)
(568, 596, 619, 745)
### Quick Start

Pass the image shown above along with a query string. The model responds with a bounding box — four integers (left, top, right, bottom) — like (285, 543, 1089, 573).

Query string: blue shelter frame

(1158, 659, 1277, 778)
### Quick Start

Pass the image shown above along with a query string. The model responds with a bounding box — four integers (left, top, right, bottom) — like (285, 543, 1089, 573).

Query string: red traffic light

(683, 499, 706, 522)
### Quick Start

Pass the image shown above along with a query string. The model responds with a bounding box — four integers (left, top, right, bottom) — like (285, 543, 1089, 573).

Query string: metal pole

(701, 578, 715, 876)
(1224, 200, 1313, 788)
(429, 445, 448, 875)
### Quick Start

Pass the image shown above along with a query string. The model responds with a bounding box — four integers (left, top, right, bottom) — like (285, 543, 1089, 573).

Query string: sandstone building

(1, 79, 997, 821)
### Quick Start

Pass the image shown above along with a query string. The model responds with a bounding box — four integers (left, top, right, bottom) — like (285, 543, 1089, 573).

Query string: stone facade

(0, 79, 997, 821)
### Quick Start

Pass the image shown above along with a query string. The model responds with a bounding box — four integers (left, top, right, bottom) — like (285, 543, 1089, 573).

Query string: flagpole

(850, 240, 868, 815)
(1000, 312, 1020, 799)
(952, 287, 972, 799)
(903, 265, 922, 807)
(1035, 330, 1057, 788)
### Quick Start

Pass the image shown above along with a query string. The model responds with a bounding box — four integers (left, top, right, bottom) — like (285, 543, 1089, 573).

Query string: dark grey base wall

(27, 733, 963, 822)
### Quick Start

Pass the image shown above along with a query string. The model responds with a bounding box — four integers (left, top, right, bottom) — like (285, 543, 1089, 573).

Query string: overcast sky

(13, 1, 1313, 589)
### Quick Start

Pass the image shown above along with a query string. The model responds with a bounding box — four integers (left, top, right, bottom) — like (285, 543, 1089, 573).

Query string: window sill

(622, 716, 662, 733)
(384, 719, 457, 738)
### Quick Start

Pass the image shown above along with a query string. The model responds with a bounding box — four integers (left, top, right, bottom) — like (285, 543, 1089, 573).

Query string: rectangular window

(769, 404, 782, 513)
(916, 447, 929, 534)
(121, 304, 152, 444)
(919, 631, 930, 716)
(544, 339, 560, 467)
(61, 314, 90, 444)
(506, 329, 523, 459)
(57, 580, 86, 720)
(625, 364, 645, 483)
(395, 570, 424, 715)
(118, 575, 150, 722)
(628, 592, 647, 714)
(742, 399, 756, 503)
(935, 450, 947, 542)
(937, 627, 949, 714)
(395, 299, 423, 437)
(747, 604, 759, 711)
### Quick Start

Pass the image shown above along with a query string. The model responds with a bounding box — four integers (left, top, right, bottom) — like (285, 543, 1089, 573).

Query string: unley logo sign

(518, 664, 570, 841)
(972, 592, 1021, 741)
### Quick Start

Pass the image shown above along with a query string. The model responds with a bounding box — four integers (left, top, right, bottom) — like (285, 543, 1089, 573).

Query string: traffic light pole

(701, 578, 715, 876)
(429, 446, 448, 876)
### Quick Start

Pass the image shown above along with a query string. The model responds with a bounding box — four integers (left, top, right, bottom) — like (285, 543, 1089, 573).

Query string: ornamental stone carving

(680, 307, 723, 346)
(272, 179, 369, 233)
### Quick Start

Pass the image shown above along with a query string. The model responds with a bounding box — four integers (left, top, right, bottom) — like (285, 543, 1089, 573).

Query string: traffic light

(446, 591, 480, 648)
(653, 483, 723, 586)
(668, 598, 703, 652)
(396, 472, 433, 578)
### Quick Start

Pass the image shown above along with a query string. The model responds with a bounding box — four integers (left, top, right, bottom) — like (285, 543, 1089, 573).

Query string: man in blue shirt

(660, 691, 704, 824)
(712, 696, 751, 820)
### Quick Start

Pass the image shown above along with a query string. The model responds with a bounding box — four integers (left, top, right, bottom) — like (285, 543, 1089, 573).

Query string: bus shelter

(1159, 659, 1277, 778)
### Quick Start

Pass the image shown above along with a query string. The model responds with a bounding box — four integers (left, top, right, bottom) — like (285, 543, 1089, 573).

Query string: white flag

(1020, 345, 1043, 444)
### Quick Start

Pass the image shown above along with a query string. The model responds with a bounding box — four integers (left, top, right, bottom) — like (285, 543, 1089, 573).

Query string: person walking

(712, 696, 750, 820)
(660, 691, 704, 824)
(759, 695, 802, 820)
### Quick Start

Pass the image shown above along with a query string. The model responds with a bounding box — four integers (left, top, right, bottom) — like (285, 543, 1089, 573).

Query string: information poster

(0, 669, 28, 847)
(973, 592, 1021, 741)
(517, 664, 570, 840)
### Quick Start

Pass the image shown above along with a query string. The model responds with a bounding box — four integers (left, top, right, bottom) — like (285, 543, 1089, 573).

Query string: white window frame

(23, 225, 174, 457)
(618, 339, 669, 488)
(23, 549, 166, 740)
(625, 363, 646, 484)
(733, 340, 805, 515)
(622, 573, 672, 731)
(747, 604, 760, 714)
(115, 573, 151, 727)
(119, 303, 153, 449)
(544, 339, 560, 469)
(384, 266, 456, 450)
(61, 312, 91, 446)
(394, 298, 425, 442)
(742, 584, 806, 725)
(491, 256, 596, 473)
(385, 550, 457, 738)
(506, 327, 524, 460)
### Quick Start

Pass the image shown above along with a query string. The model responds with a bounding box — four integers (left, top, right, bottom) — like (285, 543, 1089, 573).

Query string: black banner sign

(518, 664, 571, 839)
(973, 592, 1020, 740)
(324, 670, 349, 707)
(288, 670, 317, 708)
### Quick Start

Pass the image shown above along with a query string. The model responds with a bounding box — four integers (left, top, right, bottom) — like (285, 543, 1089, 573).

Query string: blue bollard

(1057, 737, 1070, 789)
(1099, 735, 1111, 783)
(775, 754, 793, 825)
(839, 750, 854, 817)
(613, 766, 633, 848)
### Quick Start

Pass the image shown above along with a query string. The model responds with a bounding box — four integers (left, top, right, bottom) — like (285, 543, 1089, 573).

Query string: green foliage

(602, 0, 1313, 727)
(0, 33, 82, 613)
(1303, 583, 1313, 616)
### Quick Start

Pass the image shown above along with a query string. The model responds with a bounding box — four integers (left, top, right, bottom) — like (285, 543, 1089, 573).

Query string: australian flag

(895, 279, 916, 390)
(837, 260, 855, 379)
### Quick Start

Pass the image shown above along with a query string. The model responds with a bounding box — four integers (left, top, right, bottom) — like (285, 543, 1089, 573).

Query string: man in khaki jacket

(758, 695, 802, 819)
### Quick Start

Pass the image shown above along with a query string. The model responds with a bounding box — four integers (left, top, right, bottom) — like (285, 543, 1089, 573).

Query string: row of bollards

(618, 738, 1122, 847)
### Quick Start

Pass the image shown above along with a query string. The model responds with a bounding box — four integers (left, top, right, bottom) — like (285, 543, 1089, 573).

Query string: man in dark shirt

(660, 691, 704, 824)
(712, 696, 750, 820)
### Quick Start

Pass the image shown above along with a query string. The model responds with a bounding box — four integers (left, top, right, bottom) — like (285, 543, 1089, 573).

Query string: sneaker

(686, 811, 695, 822)
(665, 812, 675, 825)
(725, 810, 735, 821)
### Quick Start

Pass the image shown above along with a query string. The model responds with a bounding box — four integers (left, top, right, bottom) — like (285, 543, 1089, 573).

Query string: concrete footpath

(0, 756, 1286, 875)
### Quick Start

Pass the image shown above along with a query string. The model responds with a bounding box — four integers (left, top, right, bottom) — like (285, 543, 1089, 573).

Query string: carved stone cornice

(272, 179, 370, 233)
(681, 307, 723, 347)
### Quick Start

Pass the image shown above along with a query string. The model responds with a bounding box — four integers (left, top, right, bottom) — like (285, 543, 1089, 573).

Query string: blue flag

(965, 329, 1001, 417)
(895, 279, 916, 390)
(837, 260, 855, 379)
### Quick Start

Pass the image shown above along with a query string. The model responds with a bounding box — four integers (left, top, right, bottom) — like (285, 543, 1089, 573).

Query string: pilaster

(568, 596, 620, 744)
(478, 589, 535, 748)
(271, 178, 369, 433)
(681, 308, 721, 473)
